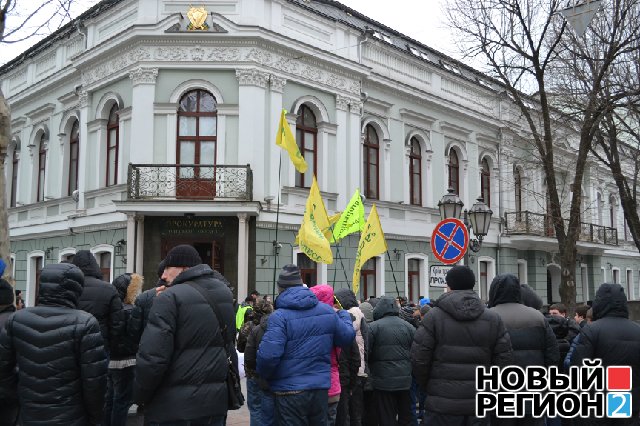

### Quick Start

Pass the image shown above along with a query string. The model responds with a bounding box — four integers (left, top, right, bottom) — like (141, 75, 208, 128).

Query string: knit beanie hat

(277, 264, 303, 287)
(163, 245, 202, 268)
(446, 265, 476, 290)
(0, 279, 14, 305)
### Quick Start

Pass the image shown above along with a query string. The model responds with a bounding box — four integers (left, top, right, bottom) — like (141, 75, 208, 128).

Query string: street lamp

(438, 188, 493, 265)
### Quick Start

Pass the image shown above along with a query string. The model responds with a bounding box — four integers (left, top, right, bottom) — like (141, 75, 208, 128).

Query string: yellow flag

(276, 109, 307, 173)
(297, 177, 333, 264)
(352, 204, 387, 295)
(296, 212, 340, 246)
(332, 189, 365, 243)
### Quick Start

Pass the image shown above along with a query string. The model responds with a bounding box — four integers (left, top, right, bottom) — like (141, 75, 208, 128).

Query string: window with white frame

(36, 133, 47, 202)
(363, 124, 380, 200)
(480, 157, 491, 207)
(609, 195, 617, 230)
(409, 137, 422, 206)
(9, 143, 19, 207)
(292, 247, 326, 288)
(405, 254, 428, 303)
(91, 245, 114, 283)
(612, 268, 620, 284)
(448, 149, 460, 195)
(517, 259, 527, 284)
(477, 257, 495, 302)
(26, 252, 45, 307)
(295, 105, 318, 189)
(514, 167, 522, 218)
(68, 120, 80, 196)
(59, 248, 77, 263)
(581, 264, 589, 303)
(626, 269, 633, 300)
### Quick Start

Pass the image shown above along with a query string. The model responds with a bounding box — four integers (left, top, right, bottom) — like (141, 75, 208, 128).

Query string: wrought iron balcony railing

(504, 211, 618, 246)
(127, 164, 253, 201)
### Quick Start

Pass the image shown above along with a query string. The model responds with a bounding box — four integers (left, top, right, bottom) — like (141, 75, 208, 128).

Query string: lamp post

(438, 188, 493, 266)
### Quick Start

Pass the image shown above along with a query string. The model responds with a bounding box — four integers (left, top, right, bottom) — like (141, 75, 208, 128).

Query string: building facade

(2, 0, 639, 307)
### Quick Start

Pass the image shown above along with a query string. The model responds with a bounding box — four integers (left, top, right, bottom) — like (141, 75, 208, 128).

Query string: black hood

(521, 284, 543, 310)
(112, 273, 132, 301)
(546, 314, 569, 339)
(436, 290, 486, 321)
(592, 283, 628, 320)
(72, 250, 104, 279)
(488, 274, 521, 308)
(173, 264, 216, 286)
(373, 296, 399, 320)
(334, 288, 359, 310)
(38, 263, 84, 308)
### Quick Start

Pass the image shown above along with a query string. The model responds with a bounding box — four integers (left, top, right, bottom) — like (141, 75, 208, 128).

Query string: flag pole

(332, 242, 350, 289)
(386, 251, 401, 297)
(271, 154, 282, 298)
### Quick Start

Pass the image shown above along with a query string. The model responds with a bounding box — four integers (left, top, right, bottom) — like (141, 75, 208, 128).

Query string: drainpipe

(358, 28, 374, 64)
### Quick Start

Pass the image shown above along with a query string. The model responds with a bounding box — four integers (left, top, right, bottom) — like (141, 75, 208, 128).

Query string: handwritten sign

(429, 264, 453, 288)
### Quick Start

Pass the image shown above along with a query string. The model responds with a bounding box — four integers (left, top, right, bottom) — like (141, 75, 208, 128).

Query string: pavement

(126, 377, 250, 425)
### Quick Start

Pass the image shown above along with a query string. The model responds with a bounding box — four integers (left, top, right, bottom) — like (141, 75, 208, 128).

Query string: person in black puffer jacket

(134, 245, 237, 424)
(488, 274, 558, 426)
(411, 266, 513, 426)
(104, 273, 143, 426)
(0, 278, 18, 425)
(0, 263, 107, 425)
(545, 315, 571, 370)
(369, 296, 415, 425)
(242, 299, 275, 426)
(569, 283, 640, 423)
(73, 250, 125, 352)
(128, 261, 166, 345)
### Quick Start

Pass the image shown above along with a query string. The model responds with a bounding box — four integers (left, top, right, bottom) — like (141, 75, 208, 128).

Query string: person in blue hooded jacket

(257, 264, 355, 426)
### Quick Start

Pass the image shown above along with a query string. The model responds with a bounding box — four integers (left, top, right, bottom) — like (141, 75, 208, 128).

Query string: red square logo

(607, 366, 632, 391)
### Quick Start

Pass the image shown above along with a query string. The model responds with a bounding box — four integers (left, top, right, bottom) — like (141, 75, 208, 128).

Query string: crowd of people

(0, 247, 639, 426)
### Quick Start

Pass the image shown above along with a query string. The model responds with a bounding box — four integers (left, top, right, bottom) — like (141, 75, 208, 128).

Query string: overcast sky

(0, 0, 457, 66)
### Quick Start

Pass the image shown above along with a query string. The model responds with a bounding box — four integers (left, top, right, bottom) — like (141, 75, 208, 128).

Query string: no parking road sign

(430, 218, 469, 265)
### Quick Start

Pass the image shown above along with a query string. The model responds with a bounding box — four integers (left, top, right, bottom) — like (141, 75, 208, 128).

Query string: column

(129, 67, 158, 165)
(347, 100, 362, 200)
(126, 213, 136, 273)
(402, 144, 410, 204)
(268, 76, 286, 200)
(335, 95, 349, 208)
(237, 213, 249, 301)
(77, 92, 89, 210)
(236, 69, 269, 201)
(135, 216, 144, 274)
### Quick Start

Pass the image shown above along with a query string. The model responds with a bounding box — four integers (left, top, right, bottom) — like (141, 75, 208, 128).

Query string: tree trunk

(0, 91, 11, 280)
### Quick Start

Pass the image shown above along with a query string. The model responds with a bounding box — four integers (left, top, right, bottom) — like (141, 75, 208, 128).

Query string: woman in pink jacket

(310, 284, 341, 426)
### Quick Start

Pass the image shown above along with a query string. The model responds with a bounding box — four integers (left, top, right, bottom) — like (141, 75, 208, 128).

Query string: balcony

(505, 211, 618, 246)
(127, 164, 253, 201)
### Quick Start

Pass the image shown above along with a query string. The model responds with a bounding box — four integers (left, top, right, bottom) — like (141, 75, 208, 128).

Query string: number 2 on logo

(607, 393, 631, 418)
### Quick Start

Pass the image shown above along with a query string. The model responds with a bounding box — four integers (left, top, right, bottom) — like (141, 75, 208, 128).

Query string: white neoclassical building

(2, 0, 639, 307)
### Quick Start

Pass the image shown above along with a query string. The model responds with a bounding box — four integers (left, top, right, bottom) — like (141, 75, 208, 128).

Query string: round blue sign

(430, 218, 469, 265)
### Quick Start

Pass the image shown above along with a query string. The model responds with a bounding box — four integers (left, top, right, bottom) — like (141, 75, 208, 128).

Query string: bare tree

(550, 0, 640, 253)
(445, 0, 636, 311)
(0, 0, 80, 280)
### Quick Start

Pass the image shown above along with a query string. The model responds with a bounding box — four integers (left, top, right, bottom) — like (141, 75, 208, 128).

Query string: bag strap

(187, 282, 231, 348)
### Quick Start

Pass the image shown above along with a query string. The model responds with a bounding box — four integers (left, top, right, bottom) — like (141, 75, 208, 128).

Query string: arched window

(610, 195, 617, 229)
(363, 124, 379, 200)
(68, 120, 79, 196)
(597, 193, 603, 225)
(10, 148, 18, 207)
(480, 157, 491, 207)
(448, 149, 459, 194)
(409, 137, 422, 206)
(177, 89, 218, 197)
(106, 105, 119, 187)
(37, 134, 47, 202)
(514, 167, 522, 219)
(295, 105, 317, 188)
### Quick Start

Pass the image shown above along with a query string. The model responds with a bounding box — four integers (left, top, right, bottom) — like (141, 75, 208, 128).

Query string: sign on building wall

(429, 264, 453, 288)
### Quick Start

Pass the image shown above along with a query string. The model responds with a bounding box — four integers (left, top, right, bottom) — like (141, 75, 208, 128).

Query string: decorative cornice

(129, 67, 158, 86)
(270, 75, 287, 93)
(25, 103, 55, 123)
(118, 106, 132, 121)
(11, 116, 27, 130)
(317, 121, 337, 135)
(80, 45, 361, 96)
(236, 68, 269, 88)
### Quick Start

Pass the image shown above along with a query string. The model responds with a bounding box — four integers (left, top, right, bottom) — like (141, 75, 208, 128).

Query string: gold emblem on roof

(187, 5, 209, 31)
